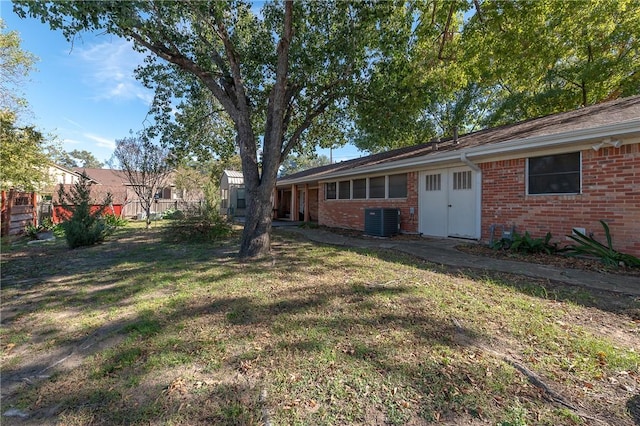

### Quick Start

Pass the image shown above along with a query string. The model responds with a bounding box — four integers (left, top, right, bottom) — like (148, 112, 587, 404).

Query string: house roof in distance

(221, 170, 244, 186)
(73, 168, 127, 186)
(277, 95, 640, 185)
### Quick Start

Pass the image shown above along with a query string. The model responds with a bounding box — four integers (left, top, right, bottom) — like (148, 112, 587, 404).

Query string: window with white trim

(528, 152, 580, 194)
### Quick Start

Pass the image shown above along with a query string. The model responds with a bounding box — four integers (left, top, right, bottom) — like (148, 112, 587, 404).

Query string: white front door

(419, 167, 478, 239)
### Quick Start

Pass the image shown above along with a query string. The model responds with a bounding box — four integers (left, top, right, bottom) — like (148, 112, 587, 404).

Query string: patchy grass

(1, 221, 639, 425)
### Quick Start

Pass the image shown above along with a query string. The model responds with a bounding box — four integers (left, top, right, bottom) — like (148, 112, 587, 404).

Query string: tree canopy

(51, 148, 104, 169)
(1, 109, 50, 191)
(0, 19, 37, 113)
(0, 22, 49, 192)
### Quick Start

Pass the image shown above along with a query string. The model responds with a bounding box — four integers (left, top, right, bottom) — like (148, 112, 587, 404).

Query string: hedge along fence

(1, 190, 37, 236)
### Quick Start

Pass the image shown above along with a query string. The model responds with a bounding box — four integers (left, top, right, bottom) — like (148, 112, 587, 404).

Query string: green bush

(491, 231, 557, 254)
(164, 186, 231, 243)
(563, 220, 640, 268)
(57, 172, 114, 249)
(103, 214, 128, 228)
(24, 218, 60, 240)
(163, 208, 185, 220)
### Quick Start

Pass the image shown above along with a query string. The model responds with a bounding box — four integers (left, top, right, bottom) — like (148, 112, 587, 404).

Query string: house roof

(221, 170, 244, 186)
(277, 95, 640, 186)
(73, 168, 127, 186)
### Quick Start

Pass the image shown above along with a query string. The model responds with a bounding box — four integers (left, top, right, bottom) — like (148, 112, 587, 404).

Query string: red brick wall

(480, 143, 640, 256)
(318, 172, 419, 233)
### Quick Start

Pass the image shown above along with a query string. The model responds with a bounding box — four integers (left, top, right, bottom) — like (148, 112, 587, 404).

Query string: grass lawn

(1, 221, 639, 425)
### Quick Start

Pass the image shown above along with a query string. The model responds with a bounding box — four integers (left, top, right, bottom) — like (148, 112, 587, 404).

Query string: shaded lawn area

(1, 222, 639, 425)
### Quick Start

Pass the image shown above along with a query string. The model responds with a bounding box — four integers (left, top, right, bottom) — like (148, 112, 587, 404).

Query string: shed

(220, 170, 245, 217)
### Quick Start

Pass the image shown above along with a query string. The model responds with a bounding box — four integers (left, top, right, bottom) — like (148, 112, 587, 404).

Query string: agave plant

(564, 220, 640, 268)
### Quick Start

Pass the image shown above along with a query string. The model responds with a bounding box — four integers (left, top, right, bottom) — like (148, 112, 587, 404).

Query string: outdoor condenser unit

(364, 208, 400, 237)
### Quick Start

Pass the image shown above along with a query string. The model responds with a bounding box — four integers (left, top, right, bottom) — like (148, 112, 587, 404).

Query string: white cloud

(84, 133, 116, 150)
(75, 39, 152, 104)
(62, 117, 83, 128)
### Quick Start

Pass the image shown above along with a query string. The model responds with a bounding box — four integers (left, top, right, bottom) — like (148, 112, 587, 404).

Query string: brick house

(275, 95, 640, 256)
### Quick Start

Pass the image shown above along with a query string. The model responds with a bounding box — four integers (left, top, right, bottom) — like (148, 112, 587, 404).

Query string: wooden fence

(1, 190, 37, 236)
(123, 199, 203, 219)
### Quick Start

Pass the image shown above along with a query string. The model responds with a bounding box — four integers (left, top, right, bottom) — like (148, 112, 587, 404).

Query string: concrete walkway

(278, 227, 640, 296)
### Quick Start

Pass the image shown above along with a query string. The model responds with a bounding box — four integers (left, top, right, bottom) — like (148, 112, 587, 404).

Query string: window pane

(425, 174, 441, 191)
(369, 176, 385, 198)
(453, 171, 472, 190)
(528, 152, 580, 194)
(388, 173, 407, 198)
(353, 179, 366, 199)
(236, 188, 246, 208)
(325, 182, 336, 199)
(338, 180, 351, 199)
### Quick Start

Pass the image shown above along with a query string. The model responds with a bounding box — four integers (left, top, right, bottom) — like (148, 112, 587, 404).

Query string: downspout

(460, 152, 480, 172)
(460, 152, 482, 240)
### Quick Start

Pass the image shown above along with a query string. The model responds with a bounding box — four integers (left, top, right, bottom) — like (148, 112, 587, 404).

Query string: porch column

(303, 184, 310, 222)
(272, 187, 279, 219)
(290, 184, 298, 222)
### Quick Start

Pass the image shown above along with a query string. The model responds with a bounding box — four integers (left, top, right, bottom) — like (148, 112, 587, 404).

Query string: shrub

(164, 185, 232, 243)
(103, 214, 128, 228)
(564, 220, 640, 268)
(24, 218, 60, 240)
(491, 231, 557, 254)
(163, 208, 185, 220)
(56, 172, 114, 249)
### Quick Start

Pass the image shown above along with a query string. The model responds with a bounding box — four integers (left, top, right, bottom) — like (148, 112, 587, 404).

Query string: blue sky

(2, 3, 362, 167)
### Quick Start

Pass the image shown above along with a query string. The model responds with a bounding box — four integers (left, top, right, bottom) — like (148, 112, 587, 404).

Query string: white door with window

(418, 167, 479, 239)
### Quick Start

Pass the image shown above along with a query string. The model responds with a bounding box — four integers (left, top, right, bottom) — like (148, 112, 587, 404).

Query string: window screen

(325, 182, 337, 199)
(388, 173, 407, 198)
(528, 152, 580, 194)
(338, 180, 351, 199)
(369, 176, 385, 198)
(353, 179, 366, 199)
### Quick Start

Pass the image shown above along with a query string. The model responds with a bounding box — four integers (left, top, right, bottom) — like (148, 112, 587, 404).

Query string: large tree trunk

(236, 117, 276, 259)
(239, 182, 274, 259)
(236, 1, 292, 259)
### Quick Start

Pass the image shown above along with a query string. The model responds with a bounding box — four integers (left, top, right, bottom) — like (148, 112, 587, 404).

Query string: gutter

(312, 119, 640, 181)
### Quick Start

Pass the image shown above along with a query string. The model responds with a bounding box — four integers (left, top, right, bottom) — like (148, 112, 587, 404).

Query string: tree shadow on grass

(2, 226, 634, 425)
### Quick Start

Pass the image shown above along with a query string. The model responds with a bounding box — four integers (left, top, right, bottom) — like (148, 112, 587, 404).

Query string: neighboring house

(53, 168, 190, 219)
(276, 95, 640, 257)
(220, 170, 246, 217)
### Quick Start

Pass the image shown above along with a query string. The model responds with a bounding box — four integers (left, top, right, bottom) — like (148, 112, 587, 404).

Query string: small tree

(113, 132, 172, 229)
(57, 172, 113, 249)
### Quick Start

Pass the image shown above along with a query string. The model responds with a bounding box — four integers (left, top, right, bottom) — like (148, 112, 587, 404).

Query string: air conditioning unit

(364, 208, 400, 237)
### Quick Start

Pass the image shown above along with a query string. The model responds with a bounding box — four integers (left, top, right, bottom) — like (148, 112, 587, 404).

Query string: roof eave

(308, 119, 640, 181)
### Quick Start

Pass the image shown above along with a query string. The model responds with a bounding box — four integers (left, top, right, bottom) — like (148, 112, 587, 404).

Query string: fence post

(1, 190, 8, 236)
(31, 192, 38, 226)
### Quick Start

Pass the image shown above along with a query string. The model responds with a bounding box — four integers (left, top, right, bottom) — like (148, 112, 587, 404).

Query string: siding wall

(318, 171, 419, 233)
(480, 143, 640, 256)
